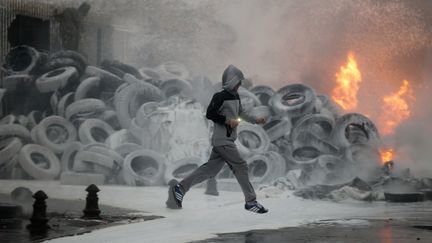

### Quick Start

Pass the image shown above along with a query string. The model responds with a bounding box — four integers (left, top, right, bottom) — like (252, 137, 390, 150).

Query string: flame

(378, 80, 415, 136)
(332, 52, 362, 111)
(379, 148, 394, 163)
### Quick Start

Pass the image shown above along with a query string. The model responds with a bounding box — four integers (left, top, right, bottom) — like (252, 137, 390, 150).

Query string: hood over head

(222, 64, 244, 92)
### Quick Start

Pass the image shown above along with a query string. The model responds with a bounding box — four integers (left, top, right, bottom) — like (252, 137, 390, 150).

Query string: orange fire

(379, 148, 394, 163)
(332, 52, 362, 111)
(378, 80, 415, 136)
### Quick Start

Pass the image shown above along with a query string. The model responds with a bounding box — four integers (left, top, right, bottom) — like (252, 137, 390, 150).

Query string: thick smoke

(46, 0, 432, 177)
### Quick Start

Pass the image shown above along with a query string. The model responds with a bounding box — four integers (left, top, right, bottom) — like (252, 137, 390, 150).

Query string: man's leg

(215, 144, 256, 202)
(179, 147, 225, 193)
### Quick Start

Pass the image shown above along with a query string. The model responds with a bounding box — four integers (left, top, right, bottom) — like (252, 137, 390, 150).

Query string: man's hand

(255, 117, 266, 124)
(227, 119, 240, 128)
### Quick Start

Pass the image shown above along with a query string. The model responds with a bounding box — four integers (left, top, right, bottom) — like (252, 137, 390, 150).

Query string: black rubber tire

(101, 59, 143, 80)
(51, 50, 88, 71)
(57, 92, 75, 117)
(36, 67, 78, 93)
(41, 57, 85, 76)
(122, 149, 166, 186)
(114, 83, 164, 128)
(238, 87, 262, 111)
(27, 110, 44, 130)
(82, 66, 124, 92)
(139, 67, 161, 80)
(0, 137, 23, 166)
(291, 114, 335, 141)
(0, 114, 20, 125)
(18, 144, 61, 180)
(78, 118, 114, 145)
(35, 115, 77, 154)
(2, 45, 40, 75)
(270, 83, 317, 118)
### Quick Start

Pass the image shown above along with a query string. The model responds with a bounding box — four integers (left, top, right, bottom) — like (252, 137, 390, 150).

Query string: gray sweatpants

(179, 144, 256, 202)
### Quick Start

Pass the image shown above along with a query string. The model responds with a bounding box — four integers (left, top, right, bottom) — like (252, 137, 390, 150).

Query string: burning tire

(164, 157, 201, 184)
(238, 87, 261, 111)
(74, 76, 101, 100)
(122, 149, 166, 186)
(35, 67, 78, 93)
(331, 113, 380, 148)
(65, 98, 106, 120)
(35, 116, 77, 154)
(78, 118, 114, 145)
(160, 78, 192, 98)
(0, 137, 23, 166)
(61, 142, 83, 172)
(1, 46, 40, 75)
(263, 117, 292, 141)
(18, 144, 61, 180)
(250, 85, 275, 106)
(0, 124, 30, 141)
(3, 74, 33, 91)
(235, 123, 270, 158)
(114, 83, 164, 128)
(270, 83, 317, 118)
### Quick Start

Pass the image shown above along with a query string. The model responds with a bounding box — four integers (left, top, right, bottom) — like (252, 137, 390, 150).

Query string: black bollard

(205, 177, 219, 196)
(27, 190, 50, 232)
(83, 184, 101, 219)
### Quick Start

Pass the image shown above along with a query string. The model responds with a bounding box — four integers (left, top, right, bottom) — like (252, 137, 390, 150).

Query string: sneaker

(245, 201, 268, 214)
(172, 184, 184, 208)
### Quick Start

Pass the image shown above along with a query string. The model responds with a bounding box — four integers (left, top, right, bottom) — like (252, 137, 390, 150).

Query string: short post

(205, 177, 219, 196)
(83, 184, 101, 219)
(27, 190, 50, 232)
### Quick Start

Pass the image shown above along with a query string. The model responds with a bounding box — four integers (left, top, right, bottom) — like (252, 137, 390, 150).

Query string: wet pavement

(0, 193, 163, 243)
(193, 202, 432, 243)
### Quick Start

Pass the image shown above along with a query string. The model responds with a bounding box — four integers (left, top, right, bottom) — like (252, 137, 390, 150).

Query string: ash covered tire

(164, 157, 201, 184)
(156, 61, 190, 80)
(51, 50, 88, 70)
(0, 115, 19, 125)
(246, 153, 278, 183)
(61, 142, 83, 172)
(238, 87, 261, 111)
(138, 67, 161, 80)
(250, 85, 275, 106)
(293, 132, 339, 155)
(317, 154, 344, 173)
(86, 146, 123, 172)
(78, 119, 114, 145)
(36, 67, 78, 93)
(82, 66, 124, 91)
(344, 144, 381, 165)
(160, 78, 192, 98)
(65, 98, 106, 120)
(35, 116, 77, 154)
(1, 46, 40, 75)
(331, 113, 380, 148)
(291, 114, 335, 141)
(74, 76, 101, 101)
(57, 92, 75, 117)
(99, 110, 120, 130)
(105, 129, 140, 149)
(270, 83, 317, 118)
(27, 111, 43, 129)
(0, 137, 23, 166)
(0, 124, 30, 141)
(114, 83, 164, 128)
(18, 144, 61, 180)
(114, 143, 142, 158)
(122, 149, 166, 186)
(235, 123, 270, 158)
(247, 106, 272, 122)
(41, 57, 85, 76)
(73, 150, 114, 176)
(263, 151, 287, 178)
(101, 60, 143, 80)
(263, 117, 292, 141)
(291, 146, 321, 165)
(3, 74, 33, 91)
(135, 102, 159, 127)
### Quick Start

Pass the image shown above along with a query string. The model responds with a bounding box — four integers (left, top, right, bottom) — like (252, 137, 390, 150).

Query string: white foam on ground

(0, 180, 430, 243)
